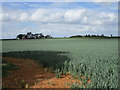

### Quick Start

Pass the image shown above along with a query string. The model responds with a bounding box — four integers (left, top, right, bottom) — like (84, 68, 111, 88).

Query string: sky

(1, 2, 118, 39)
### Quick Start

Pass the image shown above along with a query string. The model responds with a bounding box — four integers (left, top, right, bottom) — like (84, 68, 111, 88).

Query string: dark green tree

(16, 34, 24, 39)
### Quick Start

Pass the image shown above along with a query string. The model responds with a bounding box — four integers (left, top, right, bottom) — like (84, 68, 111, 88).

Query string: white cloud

(50, 12, 63, 22)
(64, 9, 86, 23)
(82, 17, 87, 23)
(20, 28, 28, 33)
(1, 8, 87, 24)
(99, 12, 117, 23)
(31, 9, 48, 22)
(1, 6, 118, 38)
(19, 13, 29, 21)
(107, 13, 117, 22)
(2, 8, 117, 25)
(1, 11, 30, 22)
(0, 13, 10, 21)
(95, 20, 103, 25)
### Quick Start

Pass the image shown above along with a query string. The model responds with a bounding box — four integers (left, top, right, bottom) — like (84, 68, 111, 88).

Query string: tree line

(16, 32, 52, 39)
(70, 34, 113, 38)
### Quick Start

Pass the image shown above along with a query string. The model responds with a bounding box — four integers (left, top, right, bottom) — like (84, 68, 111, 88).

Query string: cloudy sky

(1, 2, 118, 39)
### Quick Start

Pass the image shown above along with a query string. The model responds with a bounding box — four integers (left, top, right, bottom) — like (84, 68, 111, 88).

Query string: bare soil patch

(2, 57, 90, 88)
(2, 57, 54, 88)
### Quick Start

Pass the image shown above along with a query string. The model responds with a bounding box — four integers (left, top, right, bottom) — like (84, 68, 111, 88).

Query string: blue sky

(1, 2, 118, 39)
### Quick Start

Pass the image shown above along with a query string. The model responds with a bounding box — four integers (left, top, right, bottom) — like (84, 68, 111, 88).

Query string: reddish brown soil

(2, 57, 54, 88)
(31, 75, 82, 88)
(2, 57, 91, 88)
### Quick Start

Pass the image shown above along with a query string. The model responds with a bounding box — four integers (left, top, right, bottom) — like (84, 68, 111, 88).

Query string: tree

(45, 35, 52, 38)
(16, 34, 24, 39)
(85, 34, 88, 37)
(101, 34, 104, 37)
(39, 33, 44, 38)
(97, 34, 100, 37)
(91, 35, 97, 37)
(88, 34, 90, 37)
(111, 34, 112, 37)
(27, 32, 33, 39)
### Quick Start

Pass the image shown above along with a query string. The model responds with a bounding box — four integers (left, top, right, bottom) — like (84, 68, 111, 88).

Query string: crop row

(2, 51, 118, 88)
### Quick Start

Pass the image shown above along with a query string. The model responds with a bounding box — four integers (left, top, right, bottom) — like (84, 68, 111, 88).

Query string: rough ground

(2, 57, 90, 88)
